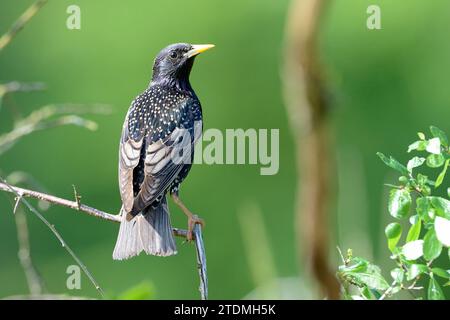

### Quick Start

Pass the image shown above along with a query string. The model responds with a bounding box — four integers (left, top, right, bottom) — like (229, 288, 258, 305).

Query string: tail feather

(113, 197, 177, 260)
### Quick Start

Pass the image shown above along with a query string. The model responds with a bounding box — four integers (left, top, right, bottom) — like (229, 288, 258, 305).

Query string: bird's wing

(118, 110, 144, 213)
(132, 119, 202, 213)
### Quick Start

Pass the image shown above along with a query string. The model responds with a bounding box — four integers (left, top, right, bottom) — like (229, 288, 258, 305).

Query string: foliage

(338, 126, 450, 300)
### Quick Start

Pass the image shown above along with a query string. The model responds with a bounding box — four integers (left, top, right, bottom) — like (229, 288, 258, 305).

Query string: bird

(113, 43, 214, 260)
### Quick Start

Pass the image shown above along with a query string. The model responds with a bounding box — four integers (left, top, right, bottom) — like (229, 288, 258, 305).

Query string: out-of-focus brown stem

(283, 0, 340, 299)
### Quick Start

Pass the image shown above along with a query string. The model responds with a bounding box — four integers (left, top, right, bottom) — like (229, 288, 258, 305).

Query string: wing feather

(132, 125, 196, 213)
(119, 92, 202, 216)
(118, 109, 144, 213)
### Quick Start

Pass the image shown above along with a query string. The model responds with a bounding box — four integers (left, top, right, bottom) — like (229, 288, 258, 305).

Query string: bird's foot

(187, 214, 205, 241)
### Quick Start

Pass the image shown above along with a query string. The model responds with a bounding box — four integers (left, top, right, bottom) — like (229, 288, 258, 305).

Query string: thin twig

(0, 81, 46, 101)
(14, 206, 46, 295)
(0, 178, 105, 297)
(0, 104, 109, 155)
(193, 225, 208, 300)
(0, 0, 48, 52)
(379, 281, 397, 300)
(72, 185, 81, 210)
(0, 180, 207, 298)
(0, 82, 46, 113)
(13, 193, 22, 214)
(0, 180, 190, 237)
(0, 181, 120, 222)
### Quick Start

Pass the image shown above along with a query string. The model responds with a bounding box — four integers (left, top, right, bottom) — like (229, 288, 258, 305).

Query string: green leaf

(407, 264, 428, 281)
(350, 271, 390, 291)
(408, 140, 427, 153)
(385, 223, 402, 252)
(407, 157, 426, 172)
(434, 216, 450, 247)
(338, 258, 368, 273)
(418, 132, 426, 140)
(406, 220, 422, 243)
(431, 268, 450, 279)
(426, 137, 441, 155)
(423, 229, 443, 261)
(370, 288, 382, 299)
(409, 214, 419, 225)
(416, 174, 429, 186)
(388, 189, 411, 219)
(390, 268, 404, 283)
(435, 159, 449, 188)
(377, 152, 409, 175)
(416, 197, 431, 221)
(428, 276, 445, 300)
(402, 240, 424, 260)
(429, 196, 450, 219)
(426, 154, 445, 168)
(430, 126, 448, 147)
(340, 261, 389, 291)
(361, 286, 372, 300)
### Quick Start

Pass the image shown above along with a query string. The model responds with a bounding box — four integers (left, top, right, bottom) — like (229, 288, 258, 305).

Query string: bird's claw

(187, 214, 205, 241)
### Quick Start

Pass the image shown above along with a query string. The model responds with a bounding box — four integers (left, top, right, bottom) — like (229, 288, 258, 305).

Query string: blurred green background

(0, 0, 449, 299)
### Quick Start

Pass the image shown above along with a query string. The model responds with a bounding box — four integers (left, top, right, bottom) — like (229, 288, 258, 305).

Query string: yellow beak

(186, 44, 215, 58)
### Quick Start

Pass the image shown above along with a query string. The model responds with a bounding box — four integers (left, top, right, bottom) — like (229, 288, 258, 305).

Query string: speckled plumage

(127, 83, 202, 213)
(113, 43, 208, 260)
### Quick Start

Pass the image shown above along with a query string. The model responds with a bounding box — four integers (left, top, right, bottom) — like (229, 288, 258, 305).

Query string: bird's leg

(171, 192, 204, 241)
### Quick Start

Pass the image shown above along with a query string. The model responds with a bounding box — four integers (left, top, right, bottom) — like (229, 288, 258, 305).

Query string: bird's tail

(112, 197, 177, 260)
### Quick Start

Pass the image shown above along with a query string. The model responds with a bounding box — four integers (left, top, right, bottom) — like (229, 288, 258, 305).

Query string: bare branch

(0, 0, 48, 52)
(0, 180, 192, 238)
(193, 225, 208, 300)
(0, 179, 206, 298)
(0, 180, 121, 222)
(0, 178, 105, 297)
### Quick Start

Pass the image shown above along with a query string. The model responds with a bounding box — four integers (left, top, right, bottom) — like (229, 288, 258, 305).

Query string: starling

(113, 43, 214, 260)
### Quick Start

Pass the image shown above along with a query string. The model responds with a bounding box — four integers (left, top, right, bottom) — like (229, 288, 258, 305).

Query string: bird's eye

(169, 51, 178, 59)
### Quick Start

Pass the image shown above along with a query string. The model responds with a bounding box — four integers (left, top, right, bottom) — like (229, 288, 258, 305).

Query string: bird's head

(151, 43, 214, 88)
